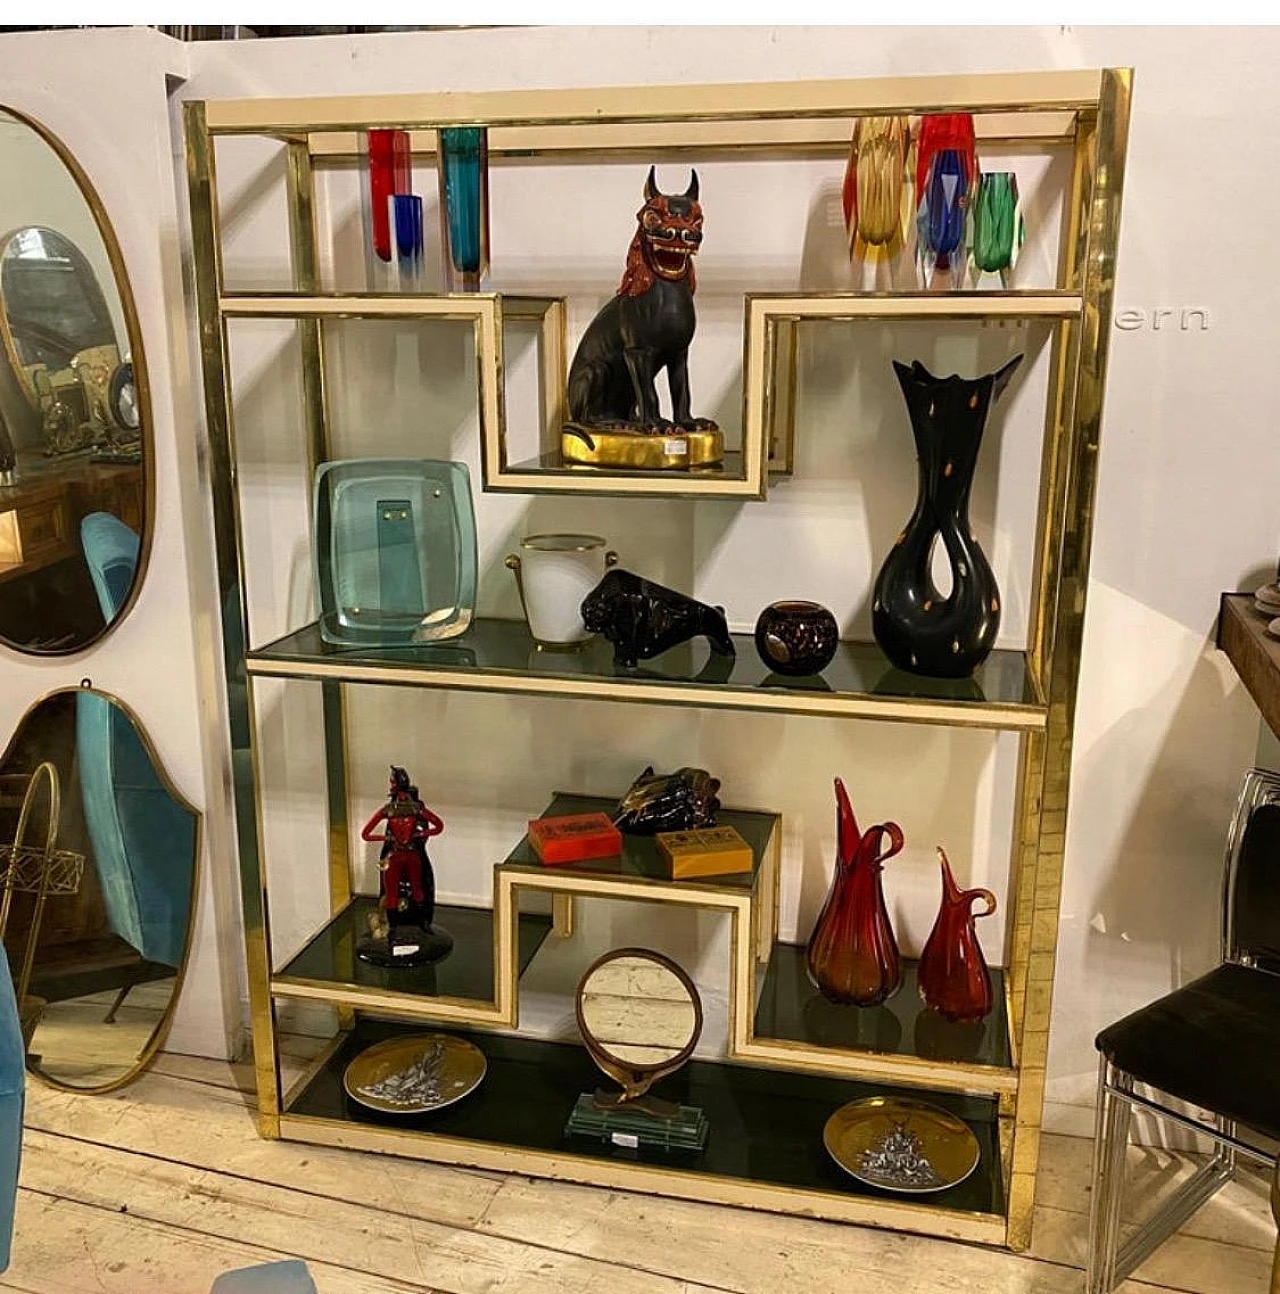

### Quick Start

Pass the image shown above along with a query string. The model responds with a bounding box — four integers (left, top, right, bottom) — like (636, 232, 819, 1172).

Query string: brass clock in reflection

(109, 361, 140, 436)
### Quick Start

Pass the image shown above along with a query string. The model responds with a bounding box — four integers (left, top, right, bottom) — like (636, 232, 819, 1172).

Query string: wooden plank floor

(1, 1037, 1273, 1294)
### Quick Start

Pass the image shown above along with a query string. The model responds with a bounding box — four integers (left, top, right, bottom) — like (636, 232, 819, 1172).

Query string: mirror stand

(565, 1092, 710, 1152)
(566, 947, 710, 1152)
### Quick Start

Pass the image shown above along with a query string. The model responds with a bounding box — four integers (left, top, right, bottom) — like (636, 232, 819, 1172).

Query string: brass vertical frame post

(184, 102, 284, 1135)
(1004, 69, 1131, 1250)
(1003, 108, 1095, 1137)
(284, 140, 354, 984)
(767, 317, 799, 475)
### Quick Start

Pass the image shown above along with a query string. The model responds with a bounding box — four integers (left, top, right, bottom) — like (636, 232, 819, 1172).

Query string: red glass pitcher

(806, 778, 904, 1006)
(918, 847, 998, 1022)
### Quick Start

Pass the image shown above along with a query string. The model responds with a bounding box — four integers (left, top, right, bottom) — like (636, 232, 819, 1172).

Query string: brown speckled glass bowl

(753, 601, 839, 676)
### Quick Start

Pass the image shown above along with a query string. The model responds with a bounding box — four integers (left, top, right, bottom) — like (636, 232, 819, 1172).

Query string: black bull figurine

(581, 569, 736, 670)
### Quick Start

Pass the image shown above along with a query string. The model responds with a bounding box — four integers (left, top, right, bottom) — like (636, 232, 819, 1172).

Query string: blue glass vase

(437, 127, 489, 291)
(314, 459, 477, 645)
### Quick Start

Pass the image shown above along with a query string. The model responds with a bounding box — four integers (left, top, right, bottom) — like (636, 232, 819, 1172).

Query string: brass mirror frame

(574, 946, 703, 1105)
(0, 681, 201, 1094)
(0, 103, 155, 657)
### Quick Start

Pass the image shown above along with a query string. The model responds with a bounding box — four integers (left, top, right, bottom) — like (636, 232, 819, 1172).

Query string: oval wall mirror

(0, 685, 198, 1092)
(0, 105, 151, 655)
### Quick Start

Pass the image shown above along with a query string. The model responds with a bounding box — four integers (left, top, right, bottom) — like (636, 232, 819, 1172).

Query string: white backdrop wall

(0, 25, 1264, 1136)
(0, 28, 243, 1061)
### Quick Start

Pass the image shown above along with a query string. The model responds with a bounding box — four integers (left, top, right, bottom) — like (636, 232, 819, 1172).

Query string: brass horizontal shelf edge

(276, 1112, 1009, 1243)
(747, 292, 1083, 321)
(306, 112, 1078, 159)
(220, 293, 500, 319)
(734, 1037, 1019, 1096)
(269, 976, 505, 1023)
(243, 654, 1049, 732)
(484, 473, 764, 501)
(200, 69, 1105, 133)
(505, 869, 756, 910)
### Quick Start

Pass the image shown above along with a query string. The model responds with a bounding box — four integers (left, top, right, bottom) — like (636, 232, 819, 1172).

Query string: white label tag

(392, 943, 420, 957)
(663, 439, 688, 456)
(610, 1132, 640, 1148)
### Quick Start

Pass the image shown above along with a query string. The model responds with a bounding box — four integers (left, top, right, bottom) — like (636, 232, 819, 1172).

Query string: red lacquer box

(527, 813, 623, 865)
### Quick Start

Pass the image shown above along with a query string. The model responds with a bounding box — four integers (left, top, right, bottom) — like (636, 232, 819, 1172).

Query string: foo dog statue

(581, 568, 735, 669)
(562, 168, 721, 470)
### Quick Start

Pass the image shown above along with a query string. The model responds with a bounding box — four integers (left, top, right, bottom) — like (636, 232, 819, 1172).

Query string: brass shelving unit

(186, 67, 1130, 1252)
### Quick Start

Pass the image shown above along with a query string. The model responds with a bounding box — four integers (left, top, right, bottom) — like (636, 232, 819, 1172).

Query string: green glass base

(564, 1092, 709, 1152)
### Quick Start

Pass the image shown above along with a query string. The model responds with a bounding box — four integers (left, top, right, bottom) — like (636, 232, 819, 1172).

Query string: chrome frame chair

(1087, 767, 1280, 1292)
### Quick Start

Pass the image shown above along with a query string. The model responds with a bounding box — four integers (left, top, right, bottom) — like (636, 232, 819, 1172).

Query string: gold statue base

(561, 423, 723, 471)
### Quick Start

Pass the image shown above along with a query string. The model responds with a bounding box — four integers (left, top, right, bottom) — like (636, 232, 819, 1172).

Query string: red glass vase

(918, 847, 998, 1022)
(805, 778, 904, 1006)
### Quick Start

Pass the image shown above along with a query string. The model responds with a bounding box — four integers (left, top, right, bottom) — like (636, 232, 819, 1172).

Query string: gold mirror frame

(0, 682, 201, 1095)
(0, 103, 155, 657)
(575, 946, 703, 1106)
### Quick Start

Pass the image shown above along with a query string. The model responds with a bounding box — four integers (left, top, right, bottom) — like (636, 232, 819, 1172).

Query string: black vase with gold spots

(871, 356, 1021, 678)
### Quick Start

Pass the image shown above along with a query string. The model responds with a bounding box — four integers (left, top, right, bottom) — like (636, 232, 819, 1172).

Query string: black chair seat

(1096, 962, 1280, 1140)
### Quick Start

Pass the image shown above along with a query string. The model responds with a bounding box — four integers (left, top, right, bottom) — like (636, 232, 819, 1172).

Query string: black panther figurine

(614, 766, 722, 836)
(581, 568, 736, 670)
(563, 167, 719, 461)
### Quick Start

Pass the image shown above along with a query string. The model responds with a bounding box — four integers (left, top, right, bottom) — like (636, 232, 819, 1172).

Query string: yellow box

(656, 826, 754, 879)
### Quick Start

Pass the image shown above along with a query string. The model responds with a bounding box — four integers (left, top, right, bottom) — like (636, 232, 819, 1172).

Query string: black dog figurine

(581, 568, 736, 670)
(565, 167, 717, 434)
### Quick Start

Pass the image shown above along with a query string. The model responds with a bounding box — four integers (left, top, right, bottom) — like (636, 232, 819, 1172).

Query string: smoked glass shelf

(248, 618, 1045, 730)
(283, 1019, 1007, 1241)
(751, 942, 1014, 1089)
(271, 897, 553, 1018)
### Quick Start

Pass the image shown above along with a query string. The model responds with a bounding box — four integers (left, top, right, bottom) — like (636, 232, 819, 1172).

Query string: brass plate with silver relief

(823, 1096, 980, 1194)
(343, 1034, 486, 1116)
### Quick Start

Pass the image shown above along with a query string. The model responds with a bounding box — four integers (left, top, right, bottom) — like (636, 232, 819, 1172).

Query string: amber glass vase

(806, 779, 904, 1006)
(918, 847, 998, 1022)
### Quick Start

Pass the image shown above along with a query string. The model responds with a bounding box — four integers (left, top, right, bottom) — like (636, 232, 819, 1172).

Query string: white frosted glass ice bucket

(505, 533, 618, 648)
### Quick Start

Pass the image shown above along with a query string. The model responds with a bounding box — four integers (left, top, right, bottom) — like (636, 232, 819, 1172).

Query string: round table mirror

(0, 685, 198, 1092)
(0, 105, 152, 654)
(576, 947, 702, 1105)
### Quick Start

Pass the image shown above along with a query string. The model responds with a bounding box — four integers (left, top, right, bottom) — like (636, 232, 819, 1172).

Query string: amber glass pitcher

(805, 779, 904, 1006)
(918, 847, 998, 1022)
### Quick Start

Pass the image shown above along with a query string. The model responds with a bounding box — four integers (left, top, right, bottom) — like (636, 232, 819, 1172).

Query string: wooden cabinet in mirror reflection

(0, 460, 143, 650)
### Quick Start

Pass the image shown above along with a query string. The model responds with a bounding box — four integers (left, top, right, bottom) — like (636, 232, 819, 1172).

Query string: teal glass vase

(437, 127, 489, 291)
(313, 459, 477, 645)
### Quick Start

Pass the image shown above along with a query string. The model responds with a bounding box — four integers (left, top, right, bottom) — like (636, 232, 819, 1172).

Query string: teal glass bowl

(314, 459, 477, 645)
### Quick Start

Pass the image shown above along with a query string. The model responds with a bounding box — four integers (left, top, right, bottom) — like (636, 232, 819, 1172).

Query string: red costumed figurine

(356, 766, 454, 967)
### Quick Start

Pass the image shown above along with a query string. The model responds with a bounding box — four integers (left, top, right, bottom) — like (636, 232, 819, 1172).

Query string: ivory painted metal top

(200, 69, 1111, 135)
